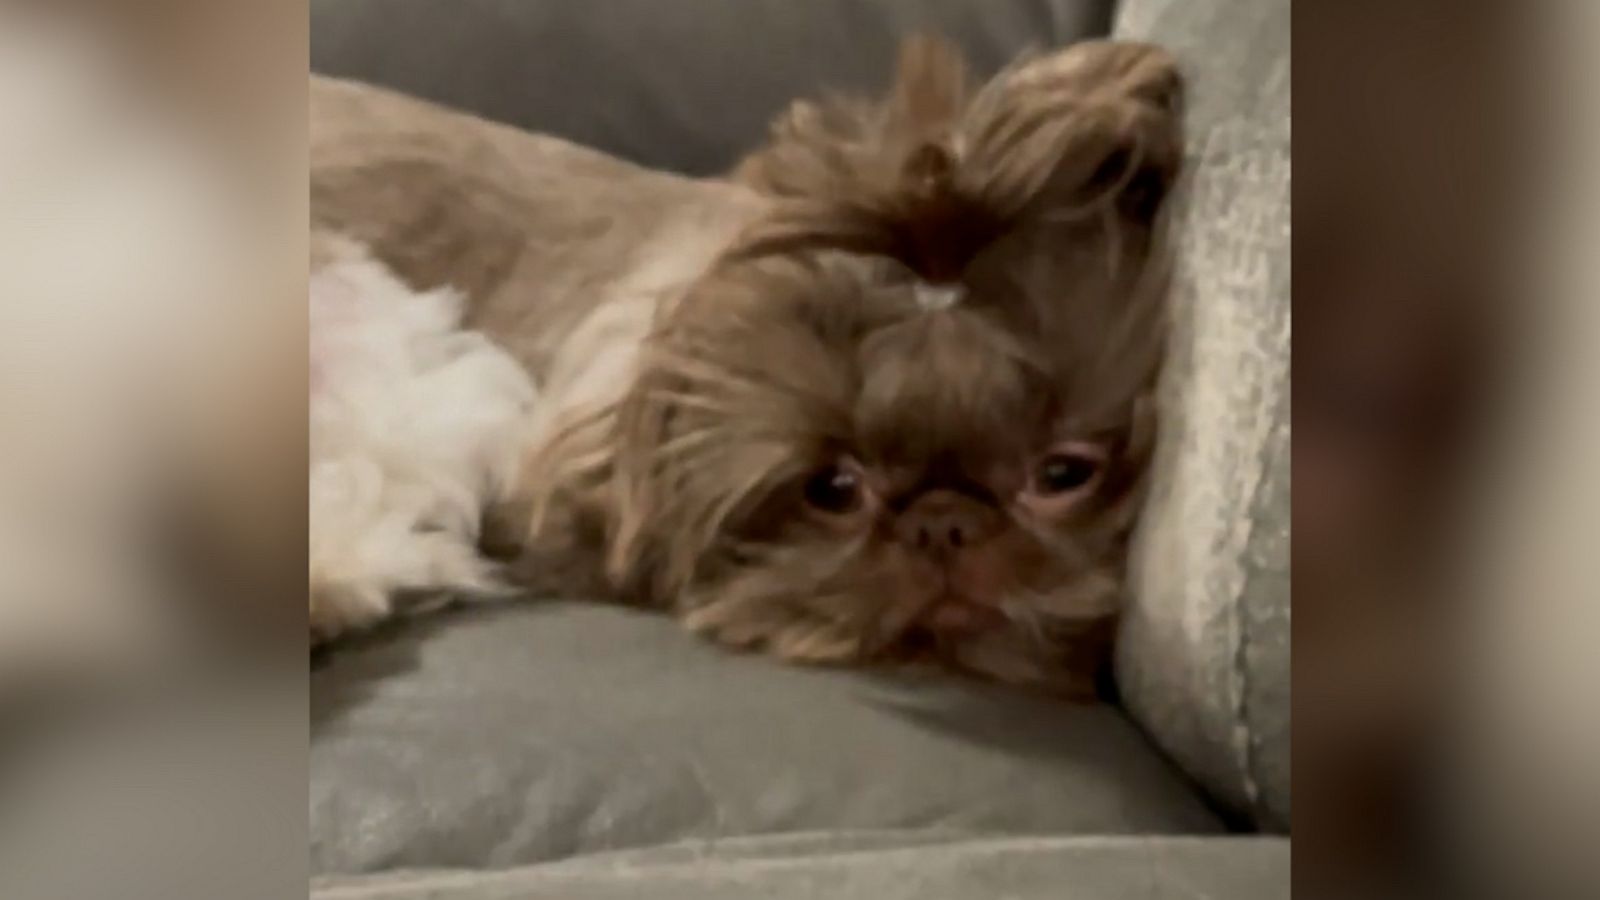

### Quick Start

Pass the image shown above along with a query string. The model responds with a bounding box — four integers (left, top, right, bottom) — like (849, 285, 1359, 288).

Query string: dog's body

(309, 77, 766, 636)
(310, 38, 1182, 694)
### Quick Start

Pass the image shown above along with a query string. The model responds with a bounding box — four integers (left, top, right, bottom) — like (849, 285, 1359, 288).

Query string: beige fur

(311, 37, 1182, 695)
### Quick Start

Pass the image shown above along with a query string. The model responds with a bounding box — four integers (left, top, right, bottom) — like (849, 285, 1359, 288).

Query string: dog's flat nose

(895, 490, 1000, 557)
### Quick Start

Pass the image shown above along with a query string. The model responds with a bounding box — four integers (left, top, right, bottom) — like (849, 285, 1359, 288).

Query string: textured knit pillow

(1112, 0, 1291, 831)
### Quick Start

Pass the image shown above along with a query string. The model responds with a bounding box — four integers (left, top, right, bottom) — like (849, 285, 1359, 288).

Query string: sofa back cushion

(1112, 0, 1291, 832)
(311, 0, 1114, 174)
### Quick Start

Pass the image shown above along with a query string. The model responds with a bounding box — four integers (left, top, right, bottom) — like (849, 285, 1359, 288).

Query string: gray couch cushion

(312, 605, 1222, 874)
(1112, 0, 1291, 831)
(311, 0, 1113, 174)
(311, 834, 1291, 900)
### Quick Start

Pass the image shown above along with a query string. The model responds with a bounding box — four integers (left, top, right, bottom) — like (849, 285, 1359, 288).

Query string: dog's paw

(308, 576, 390, 647)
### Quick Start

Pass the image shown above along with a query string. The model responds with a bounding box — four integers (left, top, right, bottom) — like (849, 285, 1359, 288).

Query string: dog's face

(606, 39, 1182, 690)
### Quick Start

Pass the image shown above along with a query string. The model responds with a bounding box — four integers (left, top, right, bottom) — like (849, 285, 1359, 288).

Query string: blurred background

(1297, 2, 1600, 897)
(0, 2, 307, 899)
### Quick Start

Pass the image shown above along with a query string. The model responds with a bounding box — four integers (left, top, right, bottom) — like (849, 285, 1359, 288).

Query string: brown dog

(311, 37, 1183, 695)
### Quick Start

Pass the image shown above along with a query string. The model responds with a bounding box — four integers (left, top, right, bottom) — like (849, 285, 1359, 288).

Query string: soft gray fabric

(1, 680, 308, 900)
(310, 834, 1291, 900)
(312, 605, 1222, 874)
(310, 0, 1114, 174)
(1112, 0, 1291, 831)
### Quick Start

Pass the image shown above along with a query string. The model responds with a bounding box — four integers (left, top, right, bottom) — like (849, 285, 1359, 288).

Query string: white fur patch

(309, 247, 536, 640)
(914, 281, 964, 311)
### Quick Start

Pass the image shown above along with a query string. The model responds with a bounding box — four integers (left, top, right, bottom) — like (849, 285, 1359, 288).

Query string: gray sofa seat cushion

(311, 834, 1291, 900)
(311, 0, 1114, 174)
(1113, 0, 1291, 831)
(312, 605, 1222, 874)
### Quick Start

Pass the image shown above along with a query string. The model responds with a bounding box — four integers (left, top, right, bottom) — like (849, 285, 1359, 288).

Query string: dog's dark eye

(803, 464, 864, 514)
(1033, 452, 1101, 496)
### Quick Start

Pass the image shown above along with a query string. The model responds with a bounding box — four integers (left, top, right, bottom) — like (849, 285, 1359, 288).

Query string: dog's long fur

(310, 38, 1183, 694)
(308, 236, 535, 640)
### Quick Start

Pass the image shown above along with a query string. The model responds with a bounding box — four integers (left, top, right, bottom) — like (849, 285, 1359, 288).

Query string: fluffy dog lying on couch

(310, 37, 1183, 696)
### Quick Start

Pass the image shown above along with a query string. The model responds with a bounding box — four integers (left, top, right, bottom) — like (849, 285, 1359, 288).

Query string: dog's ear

(730, 35, 970, 203)
(727, 36, 981, 278)
(729, 38, 1183, 280)
(954, 40, 1184, 226)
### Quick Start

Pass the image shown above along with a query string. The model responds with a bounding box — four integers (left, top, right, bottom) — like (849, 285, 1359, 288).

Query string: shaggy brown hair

(513, 37, 1184, 695)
